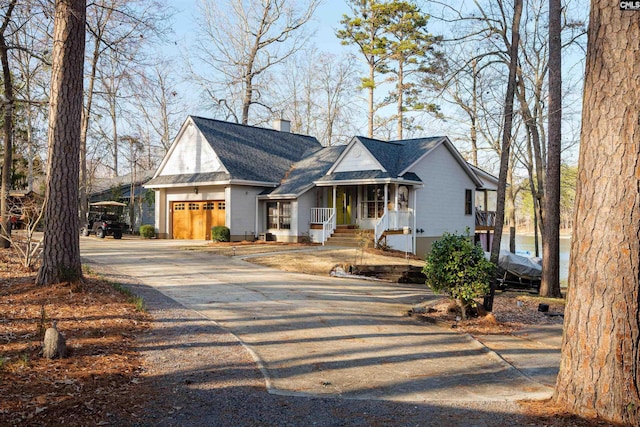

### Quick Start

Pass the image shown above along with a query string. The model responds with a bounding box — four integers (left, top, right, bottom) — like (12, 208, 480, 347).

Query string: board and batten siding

(411, 143, 476, 240)
(159, 124, 225, 176)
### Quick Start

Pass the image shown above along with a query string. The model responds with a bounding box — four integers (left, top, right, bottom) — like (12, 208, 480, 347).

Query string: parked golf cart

(81, 201, 128, 239)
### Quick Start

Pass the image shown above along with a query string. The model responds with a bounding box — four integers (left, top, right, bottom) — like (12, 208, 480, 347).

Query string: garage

(172, 200, 225, 239)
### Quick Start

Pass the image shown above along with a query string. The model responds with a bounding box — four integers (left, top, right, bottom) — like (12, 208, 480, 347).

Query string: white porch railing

(311, 208, 333, 224)
(322, 210, 336, 246)
(388, 209, 413, 230)
(374, 211, 388, 243)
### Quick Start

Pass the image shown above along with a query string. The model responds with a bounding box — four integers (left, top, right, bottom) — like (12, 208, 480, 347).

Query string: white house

(144, 116, 497, 257)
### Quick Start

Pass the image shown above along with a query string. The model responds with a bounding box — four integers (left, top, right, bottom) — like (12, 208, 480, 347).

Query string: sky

(164, 0, 586, 169)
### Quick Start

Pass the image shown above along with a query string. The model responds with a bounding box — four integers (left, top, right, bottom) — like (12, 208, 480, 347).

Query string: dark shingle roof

(355, 136, 445, 176)
(268, 145, 347, 196)
(190, 116, 322, 183)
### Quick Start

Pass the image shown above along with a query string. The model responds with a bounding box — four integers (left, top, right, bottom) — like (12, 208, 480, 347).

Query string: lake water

(500, 234, 571, 285)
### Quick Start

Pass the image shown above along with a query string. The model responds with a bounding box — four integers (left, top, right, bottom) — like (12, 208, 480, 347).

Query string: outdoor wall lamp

(194, 187, 199, 195)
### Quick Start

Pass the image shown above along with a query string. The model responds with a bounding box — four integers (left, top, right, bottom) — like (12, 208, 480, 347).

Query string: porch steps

(324, 226, 375, 248)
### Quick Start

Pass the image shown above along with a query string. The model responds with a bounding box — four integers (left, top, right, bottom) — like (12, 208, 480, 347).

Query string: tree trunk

(485, 0, 522, 312)
(0, 0, 17, 249)
(36, 0, 86, 286)
(554, 3, 640, 424)
(470, 60, 478, 167)
(79, 36, 102, 228)
(368, 64, 374, 138)
(539, 0, 562, 298)
(397, 58, 403, 140)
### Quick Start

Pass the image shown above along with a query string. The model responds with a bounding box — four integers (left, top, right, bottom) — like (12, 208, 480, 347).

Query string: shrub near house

(423, 230, 495, 319)
(211, 226, 230, 242)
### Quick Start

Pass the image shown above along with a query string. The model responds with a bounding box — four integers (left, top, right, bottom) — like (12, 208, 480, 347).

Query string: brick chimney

(273, 118, 291, 133)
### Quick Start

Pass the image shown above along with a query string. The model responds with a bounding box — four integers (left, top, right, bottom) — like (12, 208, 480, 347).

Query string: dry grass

(247, 247, 424, 276)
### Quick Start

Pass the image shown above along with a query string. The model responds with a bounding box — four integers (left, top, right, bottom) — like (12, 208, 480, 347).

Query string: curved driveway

(80, 237, 553, 402)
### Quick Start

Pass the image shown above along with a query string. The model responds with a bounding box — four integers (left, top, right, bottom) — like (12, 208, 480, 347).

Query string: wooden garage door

(172, 201, 225, 239)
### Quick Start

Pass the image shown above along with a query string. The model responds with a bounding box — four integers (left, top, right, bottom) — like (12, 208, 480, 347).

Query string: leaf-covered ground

(0, 249, 151, 426)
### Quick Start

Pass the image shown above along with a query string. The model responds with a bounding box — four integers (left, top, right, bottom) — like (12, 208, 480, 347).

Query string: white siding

(228, 186, 262, 239)
(333, 142, 383, 173)
(412, 144, 476, 237)
(160, 126, 226, 176)
(296, 190, 315, 233)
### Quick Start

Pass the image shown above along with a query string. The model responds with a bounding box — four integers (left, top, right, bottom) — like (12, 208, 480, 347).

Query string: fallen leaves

(0, 249, 150, 426)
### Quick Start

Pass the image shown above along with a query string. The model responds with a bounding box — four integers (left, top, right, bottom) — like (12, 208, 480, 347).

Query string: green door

(336, 187, 354, 225)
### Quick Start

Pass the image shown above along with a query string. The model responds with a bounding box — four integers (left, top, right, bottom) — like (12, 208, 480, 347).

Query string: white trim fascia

(326, 137, 386, 175)
(144, 180, 278, 190)
(400, 137, 483, 188)
(257, 194, 298, 200)
(468, 163, 500, 189)
(228, 180, 278, 187)
(314, 178, 424, 187)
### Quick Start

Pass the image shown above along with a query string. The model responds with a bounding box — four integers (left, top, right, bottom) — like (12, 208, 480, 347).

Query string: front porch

(309, 184, 416, 251)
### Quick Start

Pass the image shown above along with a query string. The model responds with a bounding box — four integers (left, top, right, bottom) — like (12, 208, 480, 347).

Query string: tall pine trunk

(540, 0, 562, 298)
(36, 0, 86, 285)
(554, 3, 640, 424)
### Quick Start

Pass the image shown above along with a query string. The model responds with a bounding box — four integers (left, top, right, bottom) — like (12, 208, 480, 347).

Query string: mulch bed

(0, 249, 151, 426)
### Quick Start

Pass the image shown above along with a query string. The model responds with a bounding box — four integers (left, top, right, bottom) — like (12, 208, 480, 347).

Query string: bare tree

(554, 3, 640, 424)
(79, 0, 170, 224)
(130, 59, 185, 157)
(193, 0, 319, 125)
(273, 50, 359, 145)
(486, 0, 522, 311)
(0, 0, 18, 249)
(36, 0, 86, 285)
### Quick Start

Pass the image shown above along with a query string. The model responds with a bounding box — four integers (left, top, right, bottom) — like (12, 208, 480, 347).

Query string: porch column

(384, 183, 389, 216)
(394, 183, 399, 211)
(332, 186, 337, 218)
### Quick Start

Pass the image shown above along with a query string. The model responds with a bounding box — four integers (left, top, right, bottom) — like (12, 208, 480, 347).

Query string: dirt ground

(0, 242, 612, 426)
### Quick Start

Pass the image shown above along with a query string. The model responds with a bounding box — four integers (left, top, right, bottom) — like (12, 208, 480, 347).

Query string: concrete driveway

(80, 237, 554, 402)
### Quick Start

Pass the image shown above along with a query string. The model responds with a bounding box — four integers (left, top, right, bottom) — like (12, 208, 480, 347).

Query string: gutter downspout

(255, 196, 259, 241)
(413, 188, 417, 254)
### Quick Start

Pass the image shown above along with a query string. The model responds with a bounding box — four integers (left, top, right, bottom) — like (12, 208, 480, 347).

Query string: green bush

(211, 226, 230, 242)
(423, 229, 495, 319)
(139, 224, 155, 239)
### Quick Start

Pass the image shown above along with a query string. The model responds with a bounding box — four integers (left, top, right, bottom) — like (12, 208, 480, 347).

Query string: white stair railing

(321, 210, 336, 245)
(374, 212, 388, 244)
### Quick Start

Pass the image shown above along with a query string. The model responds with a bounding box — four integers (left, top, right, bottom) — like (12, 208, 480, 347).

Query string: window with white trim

(361, 185, 384, 219)
(267, 201, 291, 230)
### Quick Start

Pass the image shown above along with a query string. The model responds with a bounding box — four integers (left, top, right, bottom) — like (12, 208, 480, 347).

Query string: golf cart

(81, 201, 128, 239)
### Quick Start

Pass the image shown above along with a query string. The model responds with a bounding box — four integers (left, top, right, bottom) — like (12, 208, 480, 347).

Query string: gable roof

(265, 145, 347, 197)
(147, 116, 322, 187)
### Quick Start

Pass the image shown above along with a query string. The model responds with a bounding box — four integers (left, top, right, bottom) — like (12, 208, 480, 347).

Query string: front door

(336, 187, 355, 225)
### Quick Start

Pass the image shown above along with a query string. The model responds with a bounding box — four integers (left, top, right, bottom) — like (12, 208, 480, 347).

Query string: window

(174, 203, 185, 211)
(188, 203, 200, 211)
(465, 189, 473, 215)
(203, 202, 215, 210)
(361, 185, 384, 219)
(267, 201, 291, 230)
(218, 202, 226, 210)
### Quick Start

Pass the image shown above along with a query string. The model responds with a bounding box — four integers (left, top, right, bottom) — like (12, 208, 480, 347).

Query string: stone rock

(43, 322, 68, 359)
